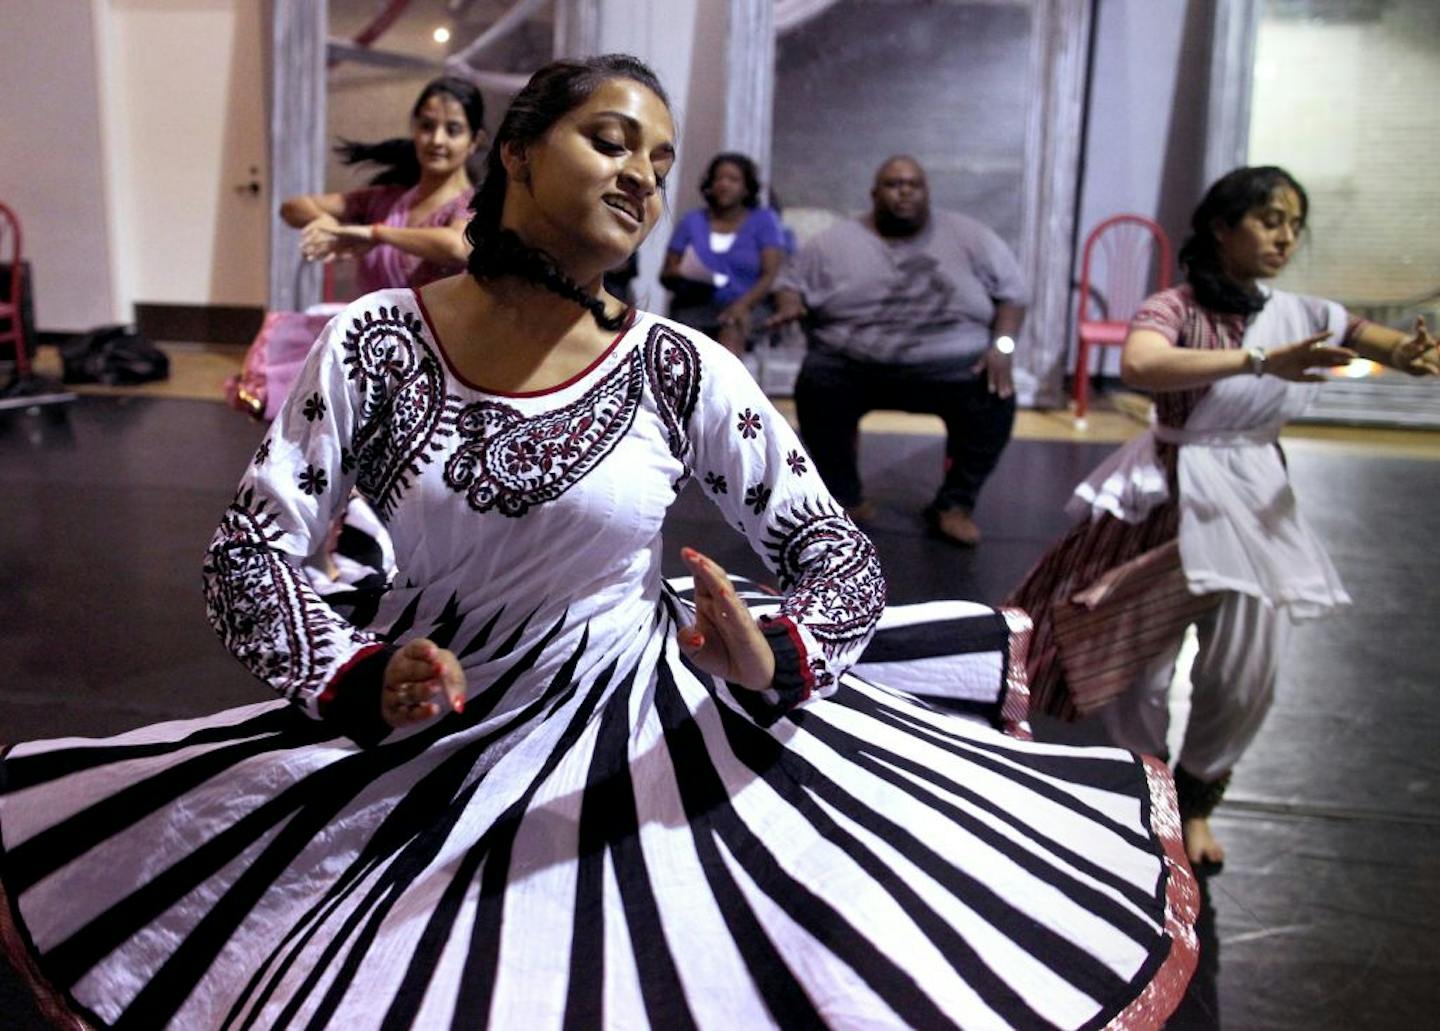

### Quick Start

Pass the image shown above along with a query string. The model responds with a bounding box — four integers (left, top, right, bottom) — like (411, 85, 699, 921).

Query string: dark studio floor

(1, 394, 1437, 1029)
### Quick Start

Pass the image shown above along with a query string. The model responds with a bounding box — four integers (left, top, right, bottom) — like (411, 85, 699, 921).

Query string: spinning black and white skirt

(1, 595, 1196, 1029)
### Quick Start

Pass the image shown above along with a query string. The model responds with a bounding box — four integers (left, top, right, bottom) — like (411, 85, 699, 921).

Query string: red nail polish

(453, 696, 465, 714)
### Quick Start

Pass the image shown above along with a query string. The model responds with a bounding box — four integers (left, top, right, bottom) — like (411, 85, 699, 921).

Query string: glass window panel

(772, 0, 1035, 250)
(1249, 0, 1440, 323)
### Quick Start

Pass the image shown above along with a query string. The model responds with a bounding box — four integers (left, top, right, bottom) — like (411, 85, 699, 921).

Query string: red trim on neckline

(411, 287, 636, 398)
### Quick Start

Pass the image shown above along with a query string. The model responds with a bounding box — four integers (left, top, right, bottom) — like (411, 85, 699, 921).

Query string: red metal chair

(1073, 214, 1172, 427)
(0, 201, 29, 380)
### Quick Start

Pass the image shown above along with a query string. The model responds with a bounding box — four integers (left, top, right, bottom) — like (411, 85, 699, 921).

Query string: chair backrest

(0, 201, 22, 312)
(1078, 214, 1172, 326)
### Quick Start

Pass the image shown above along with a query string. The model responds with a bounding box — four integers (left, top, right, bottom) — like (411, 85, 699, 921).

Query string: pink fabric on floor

(225, 310, 336, 421)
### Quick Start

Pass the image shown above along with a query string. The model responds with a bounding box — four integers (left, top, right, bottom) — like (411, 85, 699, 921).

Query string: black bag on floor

(61, 324, 169, 385)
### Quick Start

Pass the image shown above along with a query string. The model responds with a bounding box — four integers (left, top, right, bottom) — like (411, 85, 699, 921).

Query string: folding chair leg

(1073, 339, 1091, 427)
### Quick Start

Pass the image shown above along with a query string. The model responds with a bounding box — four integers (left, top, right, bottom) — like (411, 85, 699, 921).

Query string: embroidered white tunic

(0, 290, 1198, 1030)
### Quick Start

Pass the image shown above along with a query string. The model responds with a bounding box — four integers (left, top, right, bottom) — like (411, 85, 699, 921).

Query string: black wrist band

(317, 644, 396, 747)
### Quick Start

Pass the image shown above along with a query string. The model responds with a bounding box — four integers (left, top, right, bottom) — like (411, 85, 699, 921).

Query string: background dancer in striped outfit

(1009, 165, 1440, 872)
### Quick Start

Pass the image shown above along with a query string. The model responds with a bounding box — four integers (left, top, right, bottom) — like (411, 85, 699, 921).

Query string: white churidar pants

(1100, 590, 1291, 782)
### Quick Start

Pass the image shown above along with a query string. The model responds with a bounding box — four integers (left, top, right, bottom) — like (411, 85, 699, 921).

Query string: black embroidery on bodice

(444, 348, 644, 517)
(203, 486, 371, 699)
(764, 501, 886, 656)
(643, 324, 702, 488)
(343, 305, 459, 517)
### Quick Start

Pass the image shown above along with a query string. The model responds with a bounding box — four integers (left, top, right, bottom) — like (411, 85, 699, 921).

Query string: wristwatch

(1246, 347, 1267, 376)
(992, 334, 1016, 355)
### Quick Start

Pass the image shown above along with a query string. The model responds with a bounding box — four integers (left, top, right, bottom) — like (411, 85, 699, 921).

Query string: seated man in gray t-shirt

(770, 155, 1027, 546)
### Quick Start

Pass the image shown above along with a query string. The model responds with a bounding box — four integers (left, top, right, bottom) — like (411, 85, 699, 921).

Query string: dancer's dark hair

(1179, 165, 1308, 316)
(335, 76, 487, 187)
(700, 152, 761, 210)
(465, 55, 670, 331)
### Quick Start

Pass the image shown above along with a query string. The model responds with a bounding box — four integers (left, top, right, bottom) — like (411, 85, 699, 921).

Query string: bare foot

(1183, 816, 1225, 869)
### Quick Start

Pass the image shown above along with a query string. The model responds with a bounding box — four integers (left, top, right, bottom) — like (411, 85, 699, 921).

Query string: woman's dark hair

(1179, 165, 1308, 316)
(335, 76, 487, 187)
(700, 152, 761, 210)
(465, 55, 670, 331)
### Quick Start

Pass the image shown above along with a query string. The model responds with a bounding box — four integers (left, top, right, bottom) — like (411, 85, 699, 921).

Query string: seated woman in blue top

(660, 152, 789, 355)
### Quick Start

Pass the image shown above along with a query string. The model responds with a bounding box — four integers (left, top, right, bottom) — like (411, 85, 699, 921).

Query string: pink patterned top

(1131, 284, 1367, 430)
(341, 184, 475, 294)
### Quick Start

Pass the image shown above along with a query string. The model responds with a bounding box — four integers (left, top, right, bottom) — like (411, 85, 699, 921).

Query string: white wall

(0, 0, 118, 330)
(105, 0, 268, 309)
(595, 0, 725, 312)
(0, 0, 268, 331)
(1074, 0, 1213, 375)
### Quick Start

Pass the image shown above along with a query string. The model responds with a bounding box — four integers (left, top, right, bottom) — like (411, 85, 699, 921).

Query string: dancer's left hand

(676, 547, 775, 693)
(380, 638, 466, 728)
(1392, 316, 1440, 376)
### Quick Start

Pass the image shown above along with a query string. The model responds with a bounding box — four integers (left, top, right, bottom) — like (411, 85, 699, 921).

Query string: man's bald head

(873, 155, 926, 189)
(871, 155, 930, 237)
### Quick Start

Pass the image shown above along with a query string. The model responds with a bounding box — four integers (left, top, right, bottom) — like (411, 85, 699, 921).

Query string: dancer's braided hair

(464, 55, 669, 331)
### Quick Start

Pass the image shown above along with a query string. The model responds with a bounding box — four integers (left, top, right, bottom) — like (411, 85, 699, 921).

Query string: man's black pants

(793, 351, 1015, 511)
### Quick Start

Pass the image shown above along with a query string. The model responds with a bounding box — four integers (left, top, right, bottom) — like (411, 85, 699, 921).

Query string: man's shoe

(845, 500, 879, 524)
(926, 505, 981, 547)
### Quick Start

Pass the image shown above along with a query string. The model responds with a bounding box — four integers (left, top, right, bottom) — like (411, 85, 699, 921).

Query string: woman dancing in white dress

(1, 56, 1198, 1029)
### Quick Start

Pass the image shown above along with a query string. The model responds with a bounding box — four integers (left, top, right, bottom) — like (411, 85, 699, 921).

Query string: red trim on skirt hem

(0, 879, 93, 1029)
(1103, 755, 1201, 1029)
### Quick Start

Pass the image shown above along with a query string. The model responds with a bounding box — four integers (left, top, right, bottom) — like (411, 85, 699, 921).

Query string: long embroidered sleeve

(682, 334, 886, 708)
(202, 305, 410, 716)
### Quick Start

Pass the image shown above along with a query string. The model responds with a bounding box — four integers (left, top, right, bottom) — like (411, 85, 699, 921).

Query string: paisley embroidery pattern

(444, 350, 644, 517)
(202, 486, 375, 700)
(764, 501, 886, 656)
(644, 323, 702, 482)
(342, 305, 458, 517)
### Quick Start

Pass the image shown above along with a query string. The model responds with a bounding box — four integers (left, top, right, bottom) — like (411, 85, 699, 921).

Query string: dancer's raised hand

(676, 547, 775, 693)
(1262, 331, 1356, 381)
(1391, 315, 1440, 376)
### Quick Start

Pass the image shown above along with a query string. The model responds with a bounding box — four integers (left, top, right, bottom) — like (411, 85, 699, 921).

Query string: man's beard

(874, 205, 928, 238)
